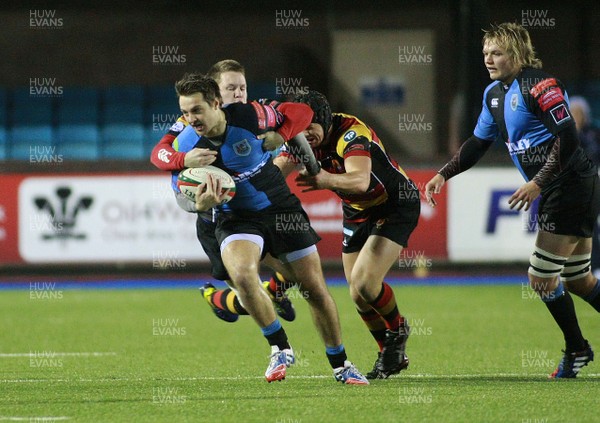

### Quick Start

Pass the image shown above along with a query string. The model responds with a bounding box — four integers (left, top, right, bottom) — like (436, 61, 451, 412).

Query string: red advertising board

(405, 169, 447, 259)
(0, 174, 25, 263)
(1, 169, 448, 265)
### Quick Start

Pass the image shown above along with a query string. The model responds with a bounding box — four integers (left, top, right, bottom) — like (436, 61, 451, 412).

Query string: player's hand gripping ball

(177, 166, 236, 204)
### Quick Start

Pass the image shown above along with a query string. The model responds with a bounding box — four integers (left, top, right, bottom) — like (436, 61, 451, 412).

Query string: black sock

(264, 326, 290, 350)
(326, 345, 347, 369)
(543, 285, 586, 353)
(583, 279, 600, 313)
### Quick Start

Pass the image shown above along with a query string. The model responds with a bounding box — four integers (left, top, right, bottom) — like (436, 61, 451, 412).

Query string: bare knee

(302, 280, 333, 307)
(227, 264, 259, 294)
(565, 273, 597, 297)
(349, 268, 380, 302)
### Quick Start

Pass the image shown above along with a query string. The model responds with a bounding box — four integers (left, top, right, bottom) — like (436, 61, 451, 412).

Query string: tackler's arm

(287, 132, 321, 176)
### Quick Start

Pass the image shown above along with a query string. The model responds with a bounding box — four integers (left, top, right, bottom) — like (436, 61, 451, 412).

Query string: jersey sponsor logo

(233, 139, 252, 156)
(530, 78, 558, 98)
(232, 159, 268, 183)
(537, 88, 564, 112)
(510, 94, 518, 111)
(343, 130, 357, 141)
(491, 98, 499, 108)
(505, 138, 531, 155)
(549, 104, 571, 125)
(169, 121, 184, 132)
(157, 148, 172, 163)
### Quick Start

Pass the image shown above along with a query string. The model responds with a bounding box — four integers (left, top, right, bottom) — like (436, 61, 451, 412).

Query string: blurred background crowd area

(1, 0, 599, 169)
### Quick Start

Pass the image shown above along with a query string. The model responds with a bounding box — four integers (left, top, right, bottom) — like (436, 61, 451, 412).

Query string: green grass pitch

(1, 283, 599, 422)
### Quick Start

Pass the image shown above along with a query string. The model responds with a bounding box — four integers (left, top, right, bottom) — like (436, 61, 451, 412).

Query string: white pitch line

(0, 352, 117, 358)
(0, 418, 70, 422)
(2, 373, 599, 383)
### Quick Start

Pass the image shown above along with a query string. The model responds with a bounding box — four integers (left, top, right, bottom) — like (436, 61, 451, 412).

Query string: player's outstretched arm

(287, 132, 321, 176)
(425, 174, 445, 208)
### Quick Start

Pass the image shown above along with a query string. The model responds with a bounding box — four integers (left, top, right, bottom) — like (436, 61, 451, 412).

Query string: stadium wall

(1, 168, 540, 268)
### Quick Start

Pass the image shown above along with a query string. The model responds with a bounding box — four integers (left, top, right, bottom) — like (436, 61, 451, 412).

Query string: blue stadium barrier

(0, 127, 6, 160)
(11, 88, 54, 125)
(57, 124, 100, 160)
(57, 87, 99, 124)
(102, 123, 145, 159)
(145, 127, 162, 158)
(9, 125, 55, 160)
(0, 89, 6, 126)
(103, 86, 145, 124)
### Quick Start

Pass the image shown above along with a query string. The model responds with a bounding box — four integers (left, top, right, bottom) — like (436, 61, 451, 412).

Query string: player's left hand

(258, 131, 285, 151)
(295, 169, 330, 192)
(509, 180, 541, 211)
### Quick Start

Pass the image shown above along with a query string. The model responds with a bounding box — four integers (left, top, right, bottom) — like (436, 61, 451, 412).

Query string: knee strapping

(560, 253, 592, 282)
(528, 247, 567, 279)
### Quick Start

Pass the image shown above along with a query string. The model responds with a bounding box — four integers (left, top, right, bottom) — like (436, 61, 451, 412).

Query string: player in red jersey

(275, 91, 420, 379)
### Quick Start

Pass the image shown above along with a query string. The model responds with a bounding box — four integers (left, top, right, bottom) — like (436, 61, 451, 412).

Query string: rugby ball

(177, 166, 236, 204)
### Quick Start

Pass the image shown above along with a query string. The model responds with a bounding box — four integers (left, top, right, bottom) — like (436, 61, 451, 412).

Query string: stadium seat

(102, 86, 144, 123)
(147, 86, 176, 112)
(144, 127, 163, 158)
(102, 123, 145, 159)
(0, 127, 7, 160)
(11, 88, 54, 125)
(146, 86, 179, 141)
(0, 89, 7, 127)
(9, 125, 55, 160)
(56, 124, 100, 160)
(56, 87, 99, 124)
(0, 90, 6, 159)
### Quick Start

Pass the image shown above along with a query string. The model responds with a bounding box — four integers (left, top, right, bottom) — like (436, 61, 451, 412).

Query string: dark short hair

(293, 90, 332, 135)
(174, 73, 222, 104)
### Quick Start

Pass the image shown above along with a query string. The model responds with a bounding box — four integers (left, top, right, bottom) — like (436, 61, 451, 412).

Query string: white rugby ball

(177, 166, 236, 204)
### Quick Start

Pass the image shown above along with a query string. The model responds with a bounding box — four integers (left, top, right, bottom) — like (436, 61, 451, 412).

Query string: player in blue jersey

(426, 23, 599, 378)
(151, 62, 296, 323)
(175, 73, 368, 384)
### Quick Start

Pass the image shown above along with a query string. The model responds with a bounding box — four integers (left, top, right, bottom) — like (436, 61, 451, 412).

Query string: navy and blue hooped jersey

(169, 101, 297, 212)
(474, 67, 595, 183)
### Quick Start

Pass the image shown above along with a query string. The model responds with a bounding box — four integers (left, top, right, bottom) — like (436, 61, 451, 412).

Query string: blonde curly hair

(483, 22, 542, 69)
